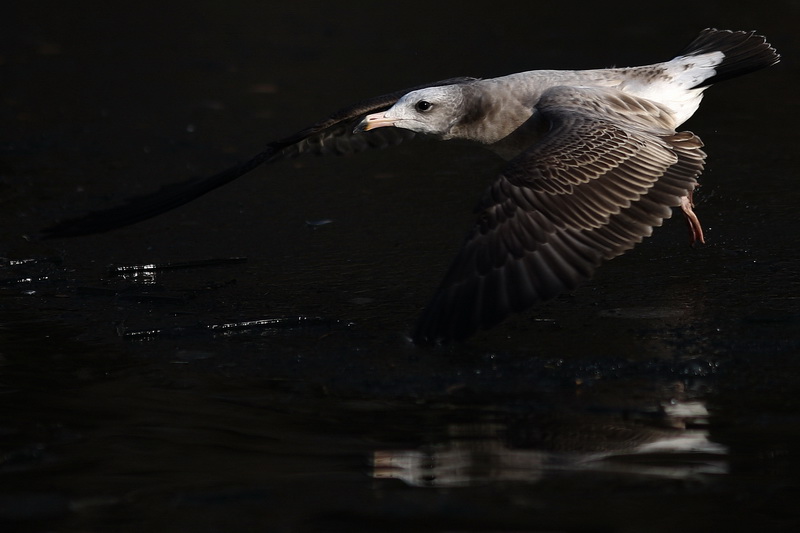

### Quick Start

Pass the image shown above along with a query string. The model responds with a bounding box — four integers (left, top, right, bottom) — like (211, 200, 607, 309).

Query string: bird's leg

(680, 191, 705, 245)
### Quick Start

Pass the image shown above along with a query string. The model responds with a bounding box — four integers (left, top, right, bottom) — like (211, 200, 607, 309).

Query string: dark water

(2, 2, 800, 531)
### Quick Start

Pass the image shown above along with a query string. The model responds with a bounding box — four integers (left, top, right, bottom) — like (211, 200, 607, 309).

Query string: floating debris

(119, 316, 349, 340)
(122, 328, 165, 339)
(305, 219, 333, 227)
(0, 256, 63, 268)
(108, 257, 247, 276)
(207, 316, 345, 333)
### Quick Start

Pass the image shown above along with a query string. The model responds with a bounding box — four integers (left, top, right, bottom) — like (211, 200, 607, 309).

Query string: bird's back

(479, 29, 778, 132)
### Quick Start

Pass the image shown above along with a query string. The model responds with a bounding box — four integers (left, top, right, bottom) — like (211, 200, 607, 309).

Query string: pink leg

(680, 192, 705, 245)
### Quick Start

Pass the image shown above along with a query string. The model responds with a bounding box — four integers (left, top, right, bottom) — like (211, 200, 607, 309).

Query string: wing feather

(413, 86, 705, 343)
(41, 77, 477, 238)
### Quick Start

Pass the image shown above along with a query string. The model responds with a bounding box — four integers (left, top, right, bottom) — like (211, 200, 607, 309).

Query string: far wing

(41, 77, 476, 238)
(412, 86, 706, 344)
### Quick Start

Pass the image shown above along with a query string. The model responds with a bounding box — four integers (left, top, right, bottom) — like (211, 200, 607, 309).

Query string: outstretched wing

(40, 77, 476, 238)
(412, 86, 706, 344)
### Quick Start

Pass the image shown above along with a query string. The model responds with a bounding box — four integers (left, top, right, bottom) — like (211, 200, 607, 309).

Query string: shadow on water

(3, 1, 800, 531)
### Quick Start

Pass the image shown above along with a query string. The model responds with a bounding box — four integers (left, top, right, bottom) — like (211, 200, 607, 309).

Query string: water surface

(2, 2, 799, 531)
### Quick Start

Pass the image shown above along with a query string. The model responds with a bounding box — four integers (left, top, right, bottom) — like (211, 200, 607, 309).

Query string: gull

(42, 29, 780, 344)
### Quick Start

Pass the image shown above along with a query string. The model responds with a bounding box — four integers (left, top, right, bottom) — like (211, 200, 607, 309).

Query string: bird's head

(356, 85, 466, 138)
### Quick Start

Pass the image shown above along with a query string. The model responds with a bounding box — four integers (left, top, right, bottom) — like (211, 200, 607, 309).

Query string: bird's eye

(415, 100, 432, 112)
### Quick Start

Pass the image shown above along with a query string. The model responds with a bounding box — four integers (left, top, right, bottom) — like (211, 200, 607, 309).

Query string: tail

(677, 28, 780, 88)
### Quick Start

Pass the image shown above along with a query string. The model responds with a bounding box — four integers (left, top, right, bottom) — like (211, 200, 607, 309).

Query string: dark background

(2, 1, 799, 531)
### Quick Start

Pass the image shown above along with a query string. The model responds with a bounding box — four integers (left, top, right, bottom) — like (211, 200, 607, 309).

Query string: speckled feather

(40, 29, 780, 344)
(411, 87, 706, 343)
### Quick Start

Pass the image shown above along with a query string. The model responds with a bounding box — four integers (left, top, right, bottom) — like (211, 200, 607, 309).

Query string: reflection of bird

(42, 29, 779, 344)
(372, 401, 728, 487)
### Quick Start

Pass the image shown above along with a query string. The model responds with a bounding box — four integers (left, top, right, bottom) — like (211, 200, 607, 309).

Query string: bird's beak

(355, 112, 396, 132)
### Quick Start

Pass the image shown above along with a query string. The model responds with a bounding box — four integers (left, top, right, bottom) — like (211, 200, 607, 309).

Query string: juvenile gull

(42, 29, 780, 344)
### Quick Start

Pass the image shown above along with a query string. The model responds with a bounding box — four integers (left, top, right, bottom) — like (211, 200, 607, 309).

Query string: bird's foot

(680, 193, 705, 245)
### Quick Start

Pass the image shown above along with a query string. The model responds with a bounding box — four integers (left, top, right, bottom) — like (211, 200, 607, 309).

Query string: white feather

(621, 52, 725, 126)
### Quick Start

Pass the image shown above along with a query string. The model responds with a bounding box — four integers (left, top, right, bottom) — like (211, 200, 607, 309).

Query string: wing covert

(413, 86, 705, 344)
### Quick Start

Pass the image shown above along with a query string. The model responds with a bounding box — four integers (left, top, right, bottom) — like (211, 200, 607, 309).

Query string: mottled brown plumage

(41, 29, 780, 344)
(411, 87, 707, 342)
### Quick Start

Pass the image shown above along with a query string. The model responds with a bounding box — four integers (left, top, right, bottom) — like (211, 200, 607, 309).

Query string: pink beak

(356, 112, 396, 132)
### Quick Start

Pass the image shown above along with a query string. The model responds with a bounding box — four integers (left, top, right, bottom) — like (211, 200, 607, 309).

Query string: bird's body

(43, 29, 780, 344)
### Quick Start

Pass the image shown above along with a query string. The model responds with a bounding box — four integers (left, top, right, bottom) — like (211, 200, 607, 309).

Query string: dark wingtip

(39, 77, 482, 240)
(39, 149, 277, 240)
(411, 289, 484, 346)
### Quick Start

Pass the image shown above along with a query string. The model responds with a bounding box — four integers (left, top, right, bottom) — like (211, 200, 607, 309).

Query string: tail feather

(678, 28, 780, 88)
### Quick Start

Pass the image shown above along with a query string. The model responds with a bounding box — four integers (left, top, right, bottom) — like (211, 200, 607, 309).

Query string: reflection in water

(372, 400, 727, 487)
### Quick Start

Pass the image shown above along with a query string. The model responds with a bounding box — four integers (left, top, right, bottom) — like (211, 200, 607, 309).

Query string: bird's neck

(446, 81, 537, 146)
